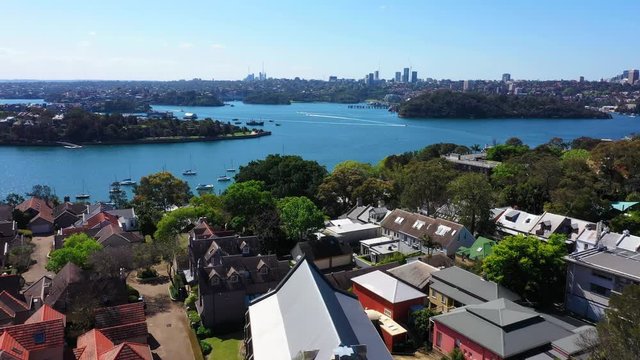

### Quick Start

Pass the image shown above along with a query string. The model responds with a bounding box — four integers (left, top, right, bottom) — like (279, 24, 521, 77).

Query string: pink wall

(432, 321, 502, 360)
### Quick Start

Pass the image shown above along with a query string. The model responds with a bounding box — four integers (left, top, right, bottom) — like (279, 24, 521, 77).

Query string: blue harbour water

(0, 99, 637, 201)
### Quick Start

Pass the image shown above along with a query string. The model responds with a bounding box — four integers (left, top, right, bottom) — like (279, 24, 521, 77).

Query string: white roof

(351, 270, 426, 303)
(326, 222, 380, 234)
(360, 236, 396, 246)
(329, 218, 356, 227)
(495, 208, 540, 235)
(248, 259, 392, 360)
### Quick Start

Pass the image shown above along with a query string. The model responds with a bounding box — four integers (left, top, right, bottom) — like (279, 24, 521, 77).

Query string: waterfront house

(351, 270, 427, 324)
(387, 260, 440, 293)
(0, 220, 19, 268)
(564, 247, 640, 322)
(0, 204, 13, 222)
(187, 219, 290, 330)
(431, 298, 582, 360)
(53, 202, 87, 229)
(290, 235, 352, 271)
(244, 258, 393, 360)
(442, 153, 500, 175)
(380, 209, 475, 257)
(15, 197, 54, 234)
(428, 266, 519, 313)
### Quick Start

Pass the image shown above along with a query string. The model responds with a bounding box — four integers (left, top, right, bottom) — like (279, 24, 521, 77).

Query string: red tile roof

(0, 319, 65, 352)
(0, 331, 29, 360)
(15, 198, 52, 215)
(24, 305, 65, 326)
(99, 342, 152, 360)
(94, 303, 145, 330)
(85, 212, 118, 230)
(97, 323, 148, 346)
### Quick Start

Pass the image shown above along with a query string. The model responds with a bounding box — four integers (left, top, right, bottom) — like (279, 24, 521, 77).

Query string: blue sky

(1, 0, 638, 81)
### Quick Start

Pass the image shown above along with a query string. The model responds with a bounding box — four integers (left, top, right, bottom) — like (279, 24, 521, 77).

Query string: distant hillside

(243, 92, 291, 105)
(398, 90, 611, 119)
(151, 90, 223, 106)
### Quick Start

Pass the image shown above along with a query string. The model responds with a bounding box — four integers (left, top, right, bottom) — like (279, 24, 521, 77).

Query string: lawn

(203, 332, 243, 360)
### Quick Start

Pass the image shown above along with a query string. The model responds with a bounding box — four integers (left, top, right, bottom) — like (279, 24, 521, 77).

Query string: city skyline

(1, 0, 639, 81)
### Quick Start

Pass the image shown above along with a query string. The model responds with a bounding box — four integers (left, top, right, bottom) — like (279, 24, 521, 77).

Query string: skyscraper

(502, 73, 511, 82)
(402, 68, 410, 83)
(629, 69, 639, 84)
(374, 71, 379, 81)
(579, 76, 584, 83)
(395, 72, 401, 82)
(463, 80, 473, 92)
(365, 73, 374, 86)
(411, 71, 418, 83)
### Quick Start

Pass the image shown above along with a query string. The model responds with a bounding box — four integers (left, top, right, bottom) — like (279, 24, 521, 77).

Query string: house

(431, 299, 577, 360)
(244, 258, 393, 360)
(420, 253, 455, 269)
(564, 247, 640, 322)
(351, 270, 427, 324)
(53, 202, 87, 230)
(189, 219, 290, 329)
(104, 208, 138, 231)
(528, 212, 594, 243)
(24, 304, 66, 326)
(323, 221, 382, 247)
(340, 204, 390, 225)
(442, 153, 500, 175)
(387, 261, 440, 293)
(456, 236, 496, 265)
(575, 227, 640, 253)
(290, 235, 352, 271)
(0, 290, 31, 326)
(359, 236, 400, 264)
(74, 328, 152, 360)
(42, 263, 128, 313)
(15, 197, 54, 234)
(0, 319, 65, 360)
(495, 208, 540, 237)
(429, 266, 519, 313)
(365, 309, 408, 352)
(94, 302, 148, 344)
(324, 263, 401, 292)
(92, 224, 144, 247)
(380, 209, 475, 257)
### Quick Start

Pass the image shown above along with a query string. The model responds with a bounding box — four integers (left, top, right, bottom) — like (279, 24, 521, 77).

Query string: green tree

(448, 173, 493, 235)
(27, 184, 59, 205)
(4, 193, 25, 207)
(317, 161, 375, 216)
(46, 233, 102, 272)
(412, 308, 437, 342)
(234, 154, 328, 201)
(109, 189, 130, 209)
(420, 234, 442, 258)
(482, 234, 567, 306)
(133, 171, 192, 235)
(400, 159, 456, 214)
(593, 284, 640, 360)
(277, 196, 325, 242)
(486, 144, 530, 162)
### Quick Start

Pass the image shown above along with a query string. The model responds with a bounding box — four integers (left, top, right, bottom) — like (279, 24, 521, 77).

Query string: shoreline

(0, 131, 271, 147)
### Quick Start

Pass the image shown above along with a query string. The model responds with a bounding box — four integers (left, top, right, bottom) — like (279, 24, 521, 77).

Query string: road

(21, 235, 55, 285)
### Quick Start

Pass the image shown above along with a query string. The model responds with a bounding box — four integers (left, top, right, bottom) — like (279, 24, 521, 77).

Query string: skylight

(412, 220, 426, 230)
(394, 217, 405, 224)
(435, 225, 451, 236)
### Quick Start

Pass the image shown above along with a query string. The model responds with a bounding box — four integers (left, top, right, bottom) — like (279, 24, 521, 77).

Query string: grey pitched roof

(565, 247, 640, 281)
(0, 205, 13, 222)
(380, 209, 465, 248)
(291, 237, 352, 262)
(387, 261, 439, 291)
(430, 266, 520, 304)
(247, 258, 392, 360)
(351, 270, 427, 303)
(432, 299, 573, 358)
(105, 208, 135, 219)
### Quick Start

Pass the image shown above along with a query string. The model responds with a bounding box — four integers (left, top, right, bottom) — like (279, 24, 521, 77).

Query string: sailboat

(226, 160, 236, 172)
(119, 165, 136, 186)
(183, 155, 197, 176)
(76, 181, 90, 200)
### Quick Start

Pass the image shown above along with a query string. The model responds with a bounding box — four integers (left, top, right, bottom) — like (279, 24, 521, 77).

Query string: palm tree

(421, 234, 442, 258)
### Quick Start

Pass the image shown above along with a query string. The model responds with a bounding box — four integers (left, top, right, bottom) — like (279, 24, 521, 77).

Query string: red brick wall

(432, 321, 502, 360)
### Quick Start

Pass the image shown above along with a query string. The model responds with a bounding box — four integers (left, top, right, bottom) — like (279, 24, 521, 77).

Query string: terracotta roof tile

(76, 329, 114, 360)
(0, 319, 65, 352)
(94, 303, 145, 329)
(0, 332, 29, 360)
(97, 323, 148, 345)
(24, 305, 65, 326)
(98, 342, 152, 360)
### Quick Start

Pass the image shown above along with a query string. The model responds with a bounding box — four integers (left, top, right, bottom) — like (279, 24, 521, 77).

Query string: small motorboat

(183, 169, 197, 176)
(196, 184, 214, 191)
(217, 175, 232, 182)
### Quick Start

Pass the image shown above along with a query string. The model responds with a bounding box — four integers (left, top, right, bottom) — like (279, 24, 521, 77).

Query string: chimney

(356, 197, 363, 207)
(595, 221, 602, 242)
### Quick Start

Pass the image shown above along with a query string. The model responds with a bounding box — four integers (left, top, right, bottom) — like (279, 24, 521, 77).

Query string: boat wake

(299, 112, 396, 126)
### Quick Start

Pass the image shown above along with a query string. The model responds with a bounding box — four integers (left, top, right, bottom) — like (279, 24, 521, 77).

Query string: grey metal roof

(248, 258, 392, 360)
(432, 299, 573, 358)
(429, 280, 485, 306)
(430, 266, 520, 303)
(566, 248, 640, 281)
(387, 261, 439, 291)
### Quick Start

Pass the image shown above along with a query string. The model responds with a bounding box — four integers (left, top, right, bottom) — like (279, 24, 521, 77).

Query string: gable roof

(0, 291, 29, 318)
(387, 261, 440, 290)
(93, 303, 147, 344)
(380, 209, 465, 248)
(432, 299, 573, 358)
(351, 270, 427, 303)
(247, 258, 393, 360)
(24, 305, 65, 326)
(94, 225, 143, 246)
(324, 263, 401, 292)
(430, 267, 520, 305)
(0, 205, 13, 222)
(53, 202, 87, 219)
(98, 342, 152, 360)
(0, 319, 65, 353)
(15, 198, 52, 215)
(0, 276, 21, 298)
(0, 331, 28, 360)
(456, 237, 496, 260)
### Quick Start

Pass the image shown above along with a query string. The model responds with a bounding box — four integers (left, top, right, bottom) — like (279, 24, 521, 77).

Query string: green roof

(456, 237, 496, 260)
(611, 201, 639, 212)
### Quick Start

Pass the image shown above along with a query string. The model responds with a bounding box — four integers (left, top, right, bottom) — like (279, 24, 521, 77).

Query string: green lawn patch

(202, 332, 243, 360)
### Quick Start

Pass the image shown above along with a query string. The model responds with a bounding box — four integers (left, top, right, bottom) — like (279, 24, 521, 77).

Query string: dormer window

(33, 332, 46, 344)
(229, 274, 239, 283)
(242, 245, 250, 255)
(211, 275, 220, 285)
(259, 266, 269, 275)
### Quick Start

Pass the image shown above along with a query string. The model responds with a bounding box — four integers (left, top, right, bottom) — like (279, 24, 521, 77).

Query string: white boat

(196, 184, 214, 190)
(119, 178, 136, 186)
(226, 160, 236, 172)
(183, 169, 197, 176)
(64, 145, 83, 149)
(217, 175, 232, 182)
(76, 181, 90, 200)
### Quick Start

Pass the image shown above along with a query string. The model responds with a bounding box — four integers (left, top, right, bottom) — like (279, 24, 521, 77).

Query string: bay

(0, 99, 638, 201)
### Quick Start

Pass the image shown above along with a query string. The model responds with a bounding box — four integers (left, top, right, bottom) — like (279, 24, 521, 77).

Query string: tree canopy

(46, 233, 102, 272)
(593, 284, 640, 360)
(482, 234, 567, 306)
(277, 196, 325, 242)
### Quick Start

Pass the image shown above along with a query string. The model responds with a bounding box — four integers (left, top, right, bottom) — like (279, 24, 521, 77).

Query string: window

(590, 283, 610, 297)
(592, 271, 613, 282)
(435, 225, 451, 236)
(242, 245, 250, 255)
(259, 266, 269, 275)
(33, 332, 46, 344)
(229, 274, 239, 283)
(211, 276, 220, 285)
(394, 217, 405, 224)
(383, 308, 392, 317)
(412, 220, 425, 230)
(435, 332, 442, 347)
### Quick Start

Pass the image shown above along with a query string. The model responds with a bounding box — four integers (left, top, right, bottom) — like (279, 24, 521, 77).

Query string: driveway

(22, 235, 55, 285)
(130, 267, 196, 360)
